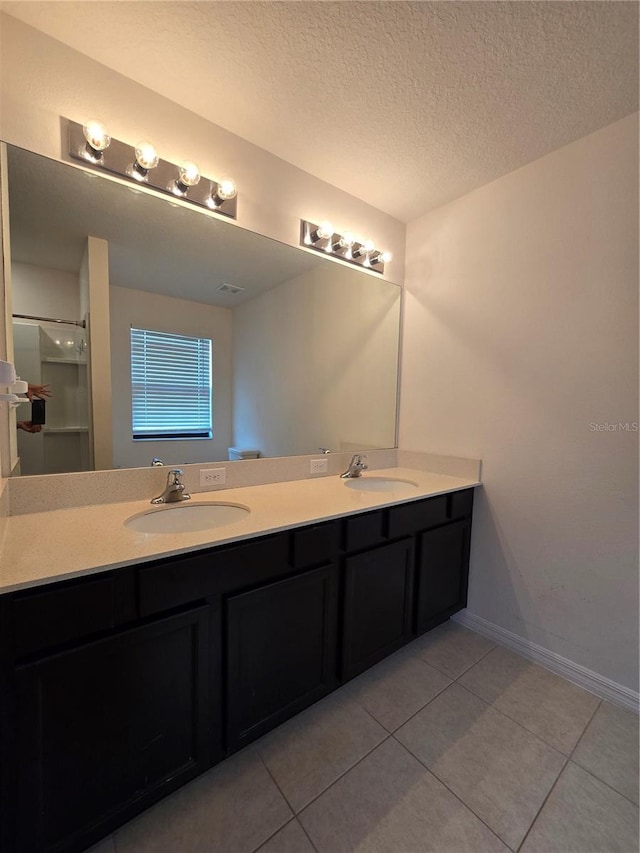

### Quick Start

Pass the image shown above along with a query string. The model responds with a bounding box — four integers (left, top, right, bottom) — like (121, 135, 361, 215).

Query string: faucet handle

(168, 468, 184, 484)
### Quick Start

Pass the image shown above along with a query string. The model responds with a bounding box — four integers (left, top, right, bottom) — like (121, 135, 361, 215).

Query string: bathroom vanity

(0, 473, 476, 853)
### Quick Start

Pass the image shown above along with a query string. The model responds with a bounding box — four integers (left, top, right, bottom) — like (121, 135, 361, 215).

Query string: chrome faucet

(340, 454, 368, 478)
(151, 468, 191, 504)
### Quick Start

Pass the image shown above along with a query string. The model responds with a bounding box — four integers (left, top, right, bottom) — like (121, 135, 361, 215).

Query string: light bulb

(178, 161, 201, 188)
(216, 178, 237, 201)
(370, 250, 393, 266)
(341, 232, 355, 248)
(317, 221, 334, 240)
(363, 239, 376, 254)
(82, 119, 110, 152)
(134, 141, 159, 171)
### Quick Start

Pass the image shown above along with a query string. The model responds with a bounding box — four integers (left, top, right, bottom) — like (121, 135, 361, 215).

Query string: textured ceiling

(2, 1, 638, 222)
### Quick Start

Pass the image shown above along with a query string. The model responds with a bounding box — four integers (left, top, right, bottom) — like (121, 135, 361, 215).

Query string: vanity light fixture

(171, 160, 201, 196)
(126, 140, 159, 182)
(80, 119, 111, 163)
(207, 177, 237, 209)
(67, 119, 237, 219)
(300, 220, 390, 274)
(370, 250, 393, 266)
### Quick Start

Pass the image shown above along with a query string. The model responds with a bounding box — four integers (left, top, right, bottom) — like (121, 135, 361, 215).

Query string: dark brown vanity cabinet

(342, 538, 415, 680)
(6, 604, 212, 853)
(416, 519, 471, 634)
(0, 487, 475, 853)
(226, 561, 340, 751)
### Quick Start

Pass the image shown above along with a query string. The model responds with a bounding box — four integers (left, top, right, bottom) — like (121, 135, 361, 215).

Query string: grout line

(455, 669, 600, 758)
(256, 750, 297, 817)
(451, 642, 498, 680)
(566, 695, 640, 805)
(386, 678, 454, 734)
(567, 758, 640, 810)
(291, 732, 393, 817)
(391, 736, 518, 852)
(251, 817, 297, 853)
(296, 817, 320, 852)
(567, 698, 602, 760)
(515, 755, 570, 853)
(402, 632, 497, 683)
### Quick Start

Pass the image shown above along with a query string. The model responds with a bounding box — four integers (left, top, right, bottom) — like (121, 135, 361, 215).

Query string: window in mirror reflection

(130, 328, 212, 440)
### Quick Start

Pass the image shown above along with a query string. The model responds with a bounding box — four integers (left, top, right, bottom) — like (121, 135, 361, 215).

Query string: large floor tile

(114, 747, 292, 853)
(299, 738, 508, 853)
(459, 645, 600, 753)
(256, 690, 387, 813)
(344, 651, 451, 731)
(256, 819, 316, 853)
(520, 761, 639, 853)
(572, 700, 639, 804)
(396, 682, 565, 850)
(408, 620, 495, 679)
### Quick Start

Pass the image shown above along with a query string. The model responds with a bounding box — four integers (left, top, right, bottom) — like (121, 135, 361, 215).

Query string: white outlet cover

(310, 458, 328, 475)
(200, 467, 226, 487)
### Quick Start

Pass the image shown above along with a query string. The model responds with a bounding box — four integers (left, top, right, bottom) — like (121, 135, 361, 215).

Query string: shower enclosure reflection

(13, 317, 91, 475)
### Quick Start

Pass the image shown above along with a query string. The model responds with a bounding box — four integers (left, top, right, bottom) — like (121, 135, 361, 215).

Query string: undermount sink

(125, 501, 250, 534)
(343, 476, 419, 495)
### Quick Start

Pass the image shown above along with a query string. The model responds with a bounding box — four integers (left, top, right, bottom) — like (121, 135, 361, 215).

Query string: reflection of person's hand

(27, 383, 51, 401)
(17, 421, 43, 433)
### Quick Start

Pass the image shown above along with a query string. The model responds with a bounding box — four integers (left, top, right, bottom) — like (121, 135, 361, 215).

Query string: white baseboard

(453, 610, 639, 714)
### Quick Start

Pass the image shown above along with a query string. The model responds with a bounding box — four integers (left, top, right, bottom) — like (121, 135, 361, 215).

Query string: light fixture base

(67, 120, 237, 220)
(300, 220, 386, 274)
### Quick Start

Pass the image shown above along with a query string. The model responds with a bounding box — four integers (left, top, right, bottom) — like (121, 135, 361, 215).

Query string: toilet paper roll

(10, 379, 28, 394)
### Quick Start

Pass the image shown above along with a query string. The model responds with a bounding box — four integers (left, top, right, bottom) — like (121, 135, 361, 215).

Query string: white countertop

(0, 468, 480, 593)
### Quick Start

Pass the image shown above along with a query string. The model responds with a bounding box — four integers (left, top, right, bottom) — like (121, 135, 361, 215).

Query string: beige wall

(401, 113, 639, 691)
(110, 286, 233, 469)
(232, 264, 400, 457)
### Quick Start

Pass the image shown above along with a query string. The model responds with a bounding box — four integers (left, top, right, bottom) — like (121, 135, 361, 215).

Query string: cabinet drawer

(387, 495, 447, 538)
(449, 488, 474, 520)
(343, 510, 385, 553)
(139, 534, 289, 616)
(291, 521, 340, 568)
(9, 574, 122, 658)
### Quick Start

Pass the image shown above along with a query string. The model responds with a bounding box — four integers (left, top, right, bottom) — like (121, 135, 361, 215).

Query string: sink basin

(343, 476, 419, 495)
(125, 501, 250, 534)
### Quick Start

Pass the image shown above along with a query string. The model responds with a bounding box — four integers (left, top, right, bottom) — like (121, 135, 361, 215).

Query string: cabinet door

(342, 538, 415, 681)
(226, 563, 339, 752)
(10, 607, 212, 853)
(416, 520, 471, 634)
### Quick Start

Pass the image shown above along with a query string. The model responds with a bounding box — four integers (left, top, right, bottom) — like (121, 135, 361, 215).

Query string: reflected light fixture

(301, 220, 390, 274)
(67, 118, 237, 219)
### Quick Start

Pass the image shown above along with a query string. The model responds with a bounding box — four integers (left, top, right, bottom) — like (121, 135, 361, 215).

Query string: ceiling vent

(217, 283, 245, 295)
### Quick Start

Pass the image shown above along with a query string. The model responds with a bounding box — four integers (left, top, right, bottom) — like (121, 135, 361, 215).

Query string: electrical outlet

(310, 458, 328, 475)
(200, 467, 226, 487)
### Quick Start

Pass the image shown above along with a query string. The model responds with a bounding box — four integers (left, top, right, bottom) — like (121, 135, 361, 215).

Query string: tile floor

(88, 621, 639, 853)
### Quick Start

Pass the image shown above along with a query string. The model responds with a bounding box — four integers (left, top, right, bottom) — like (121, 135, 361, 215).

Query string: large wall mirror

(4, 144, 401, 476)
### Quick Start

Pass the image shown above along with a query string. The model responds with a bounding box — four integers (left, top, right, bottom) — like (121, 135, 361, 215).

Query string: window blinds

(131, 328, 212, 439)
